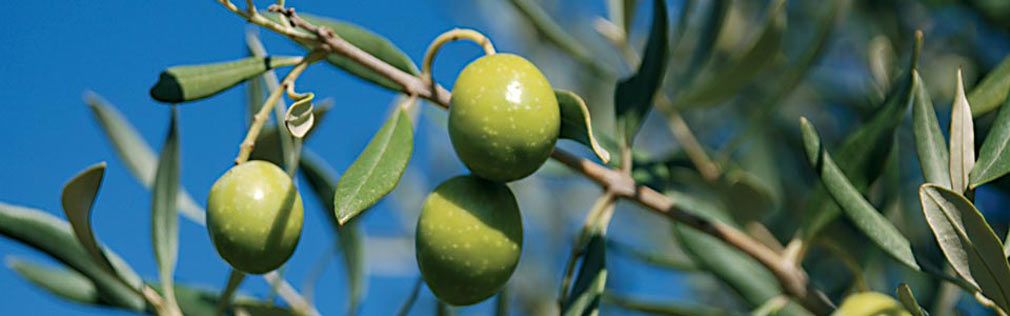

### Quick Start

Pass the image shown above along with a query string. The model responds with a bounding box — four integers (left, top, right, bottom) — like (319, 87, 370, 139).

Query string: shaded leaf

(61, 163, 118, 274)
(674, 0, 785, 108)
(971, 92, 1010, 187)
(507, 0, 612, 77)
(911, 70, 951, 188)
(152, 107, 181, 309)
(614, 0, 668, 145)
(150, 56, 301, 103)
(6, 256, 102, 305)
(334, 106, 413, 225)
(0, 202, 145, 311)
(85, 93, 205, 225)
(969, 54, 1010, 116)
(949, 70, 975, 193)
(896, 283, 928, 316)
(556, 90, 611, 163)
(920, 184, 1010, 311)
(285, 96, 315, 138)
(561, 234, 607, 316)
(266, 13, 419, 92)
(675, 0, 729, 89)
(800, 118, 919, 270)
(602, 291, 728, 315)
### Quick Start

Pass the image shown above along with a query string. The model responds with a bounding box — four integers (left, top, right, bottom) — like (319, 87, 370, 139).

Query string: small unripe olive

(206, 160, 304, 274)
(415, 175, 523, 305)
(449, 53, 559, 182)
(834, 292, 911, 316)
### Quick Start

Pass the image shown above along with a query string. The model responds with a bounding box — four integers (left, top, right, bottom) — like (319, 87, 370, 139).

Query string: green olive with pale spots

(206, 160, 303, 274)
(449, 53, 559, 182)
(415, 175, 523, 305)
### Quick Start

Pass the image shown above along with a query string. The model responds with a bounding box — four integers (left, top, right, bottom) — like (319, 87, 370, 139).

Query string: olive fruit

(206, 160, 304, 274)
(415, 175, 523, 305)
(834, 292, 911, 316)
(449, 53, 559, 182)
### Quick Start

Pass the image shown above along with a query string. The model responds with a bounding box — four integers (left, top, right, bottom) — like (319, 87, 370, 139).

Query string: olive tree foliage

(5, 0, 1010, 315)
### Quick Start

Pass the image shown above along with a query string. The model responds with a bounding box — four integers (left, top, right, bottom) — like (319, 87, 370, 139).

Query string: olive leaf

(561, 233, 607, 316)
(969, 54, 1010, 117)
(911, 70, 951, 188)
(919, 184, 1010, 311)
(674, 0, 785, 108)
(507, 0, 613, 77)
(971, 92, 1010, 188)
(6, 256, 102, 306)
(61, 163, 120, 275)
(85, 93, 205, 225)
(285, 96, 315, 138)
(251, 101, 333, 166)
(333, 103, 414, 225)
(151, 107, 181, 309)
(800, 118, 919, 270)
(265, 12, 419, 92)
(150, 56, 302, 103)
(675, 0, 729, 89)
(949, 69, 976, 194)
(0, 202, 145, 311)
(614, 0, 668, 145)
(895, 283, 928, 316)
(602, 292, 728, 315)
(300, 150, 368, 313)
(556, 90, 611, 163)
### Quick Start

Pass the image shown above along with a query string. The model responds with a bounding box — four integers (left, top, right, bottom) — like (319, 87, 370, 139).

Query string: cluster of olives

(416, 53, 560, 305)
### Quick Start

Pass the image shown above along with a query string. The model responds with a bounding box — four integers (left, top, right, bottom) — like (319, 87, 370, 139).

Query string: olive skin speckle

(415, 175, 523, 306)
(449, 53, 559, 182)
(206, 160, 304, 275)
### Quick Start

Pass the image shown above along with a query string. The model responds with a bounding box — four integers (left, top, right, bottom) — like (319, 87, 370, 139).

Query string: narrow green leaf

(949, 70, 976, 193)
(152, 107, 181, 308)
(285, 97, 315, 138)
(556, 90, 611, 163)
(969, 55, 1010, 116)
(0, 202, 145, 311)
(920, 184, 1010, 311)
(507, 0, 613, 77)
(6, 256, 102, 305)
(800, 118, 919, 270)
(896, 283, 928, 316)
(971, 92, 1010, 187)
(61, 163, 119, 274)
(911, 70, 951, 188)
(334, 106, 413, 225)
(85, 93, 205, 225)
(266, 12, 419, 92)
(614, 0, 668, 145)
(150, 56, 301, 103)
(561, 234, 607, 316)
(299, 150, 368, 313)
(674, 0, 785, 108)
(675, 0, 729, 89)
(603, 292, 728, 315)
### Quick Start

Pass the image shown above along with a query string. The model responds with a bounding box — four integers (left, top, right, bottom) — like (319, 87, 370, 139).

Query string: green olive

(415, 175, 523, 305)
(206, 160, 304, 274)
(449, 53, 559, 182)
(834, 292, 911, 316)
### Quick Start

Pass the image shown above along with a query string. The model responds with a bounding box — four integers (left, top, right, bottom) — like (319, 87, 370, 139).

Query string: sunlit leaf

(151, 107, 181, 309)
(895, 283, 927, 316)
(251, 102, 333, 166)
(150, 56, 302, 103)
(801, 118, 919, 270)
(911, 70, 951, 189)
(969, 54, 1010, 116)
(334, 106, 413, 225)
(556, 90, 611, 163)
(971, 93, 1010, 187)
(919, 184, 1010, 310)
(85, 93, 205, 225)
(0, 202, 145, 311)
(6, 256, 102, 306)
(614, 0, 668, 145)
(561, 233, 607, 316)
(949, 70, 975, 193)
(285, 96, 315, 138)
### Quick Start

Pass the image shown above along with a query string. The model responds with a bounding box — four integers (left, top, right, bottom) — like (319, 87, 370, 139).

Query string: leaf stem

(216, 269, 246, 316)
(420, 28, 496, 90)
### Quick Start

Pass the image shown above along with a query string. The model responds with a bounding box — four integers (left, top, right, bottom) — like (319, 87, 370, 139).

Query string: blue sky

(0, 1, 688, 315)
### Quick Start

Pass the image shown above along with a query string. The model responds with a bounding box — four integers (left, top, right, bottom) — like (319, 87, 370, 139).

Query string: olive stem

(216, 269, 246, 316)
(234, 50, 325, 165)
(397, 277, 424, 316)
(231, 3, 834, 314)
(246, 29, 298, 174)
(420, 28, 497, 97)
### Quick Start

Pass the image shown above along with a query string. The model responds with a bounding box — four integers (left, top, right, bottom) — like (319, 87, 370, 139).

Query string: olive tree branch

(232, 4, 833, 314)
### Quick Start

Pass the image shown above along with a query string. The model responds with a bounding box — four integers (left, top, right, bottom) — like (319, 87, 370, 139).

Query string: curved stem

(422, 29, 496, 78)
(216, 269, 246, 316)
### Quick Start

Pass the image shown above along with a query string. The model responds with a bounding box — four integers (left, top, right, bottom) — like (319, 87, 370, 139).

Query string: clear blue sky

(0, 1, 685, 315)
